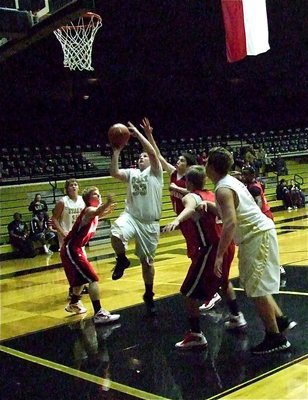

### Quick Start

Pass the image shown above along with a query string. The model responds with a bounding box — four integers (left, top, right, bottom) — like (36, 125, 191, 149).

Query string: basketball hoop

(54, 12, 102, 71)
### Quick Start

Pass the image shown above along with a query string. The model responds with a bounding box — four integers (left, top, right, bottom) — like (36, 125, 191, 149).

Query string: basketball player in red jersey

(164, 166, 237, 350)
(61, 187, 120, 324)
(141, 118, 195, 211)
(141, 118, 196, 250)
(241, 166, 274, 220)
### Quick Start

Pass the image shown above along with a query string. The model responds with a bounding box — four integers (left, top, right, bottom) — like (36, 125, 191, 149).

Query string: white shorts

(111, 212, 160, 261)
(238, 228, 280, 297)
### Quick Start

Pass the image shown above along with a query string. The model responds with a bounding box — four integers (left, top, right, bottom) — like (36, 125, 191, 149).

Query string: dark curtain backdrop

(0, 0, 306, 147)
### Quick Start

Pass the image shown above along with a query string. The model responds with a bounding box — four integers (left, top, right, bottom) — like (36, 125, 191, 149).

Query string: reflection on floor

(1, 267, 307, 400)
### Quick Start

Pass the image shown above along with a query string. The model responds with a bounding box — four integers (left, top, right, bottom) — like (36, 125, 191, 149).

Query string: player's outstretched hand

(169, 182, 179, 191)
(196, 201, 208, 213)
(140, 117, 153, 138)
(127, 121, 140, 137)
(101, 195, 116, 216)
(163, 219, 180, 232)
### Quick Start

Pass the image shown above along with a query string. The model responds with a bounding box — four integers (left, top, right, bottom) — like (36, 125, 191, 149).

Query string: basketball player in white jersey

(110, 121, 163, 317)
(206, 147, 296, 354)
(52, 178, 86, 297)
(52, 179, 85, 248)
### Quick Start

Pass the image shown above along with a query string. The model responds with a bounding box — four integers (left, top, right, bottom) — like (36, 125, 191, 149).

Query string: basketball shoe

(199, 293, 222, 312)
(112, 255, 130, 280)
(225, 312, 247, 330)
(276, 315, 297, 333)
(65, 301, 87, 314)
(143, 293, 157, 317)
(175, 331, 208, 350)
(94, 308, 120, 324)
(251, 333, 291, 354)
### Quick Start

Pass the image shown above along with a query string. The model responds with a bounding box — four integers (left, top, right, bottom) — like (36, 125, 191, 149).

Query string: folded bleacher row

(155, 127, 308, 158)
(0, 145, 99, 183)
(1, 126, 307, 185)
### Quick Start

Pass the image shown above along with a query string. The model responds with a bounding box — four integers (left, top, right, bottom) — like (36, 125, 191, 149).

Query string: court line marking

(0, 345, 171, 400)
(206, 354, 308, 400)
(233, 287, 308, 296)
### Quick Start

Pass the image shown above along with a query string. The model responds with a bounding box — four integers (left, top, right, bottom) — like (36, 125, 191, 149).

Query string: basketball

(108, 123, 130, 148)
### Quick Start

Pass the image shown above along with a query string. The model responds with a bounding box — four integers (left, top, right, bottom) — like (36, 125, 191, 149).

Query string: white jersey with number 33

(124, 167, 163, 222)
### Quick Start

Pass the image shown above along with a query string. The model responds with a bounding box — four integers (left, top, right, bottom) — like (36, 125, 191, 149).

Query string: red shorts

(60, 244, 99, 287)
(180, 243, 235, 301)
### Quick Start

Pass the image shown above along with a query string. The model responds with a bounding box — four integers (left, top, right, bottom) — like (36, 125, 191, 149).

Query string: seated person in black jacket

(7, 213, 35, 258)
(29, 211, 56, 255)
(274, 154, 288, 176)
(28, 193, 48, 217)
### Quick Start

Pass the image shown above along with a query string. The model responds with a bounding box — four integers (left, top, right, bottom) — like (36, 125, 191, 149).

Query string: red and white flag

(221, 0, 270, 63)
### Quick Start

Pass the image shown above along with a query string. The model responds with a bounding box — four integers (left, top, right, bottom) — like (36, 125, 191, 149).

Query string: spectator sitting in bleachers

(255, 146, 272, 176)
(276, 179, 294, 210)
(29, 211, 56, 255)
(274, 154, 288, 176)
(28, 193, 48, 217)
(264, 153, 273, 175)
(7, 212, 36, 258)
(244, 146, 256, 166)
(289, 179, 305, 208)
(232, 147, 245, 169)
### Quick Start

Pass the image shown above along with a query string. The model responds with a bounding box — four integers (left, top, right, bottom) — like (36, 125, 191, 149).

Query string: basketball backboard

(0, 0, 95, 62)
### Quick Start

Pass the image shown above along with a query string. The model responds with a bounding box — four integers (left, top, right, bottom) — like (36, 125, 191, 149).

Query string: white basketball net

(54, 12, 102, 71)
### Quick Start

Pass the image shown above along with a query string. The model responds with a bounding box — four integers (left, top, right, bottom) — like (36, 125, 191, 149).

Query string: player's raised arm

(110, 147, 128, 182)
(127, 121, 162, 176)
(108, 123, 131, 182)
(141, 117, 175, 175)
(83, 194, 116, 224)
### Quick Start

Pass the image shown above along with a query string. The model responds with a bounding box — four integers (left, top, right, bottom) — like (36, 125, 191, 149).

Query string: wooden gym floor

(0, 207, 307, 400)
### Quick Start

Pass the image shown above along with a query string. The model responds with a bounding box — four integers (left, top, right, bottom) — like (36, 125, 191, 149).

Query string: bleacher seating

(0, 126, 307, 259)
(0, 144, 103, 184)
(0, 157, 307, 261)
(1, 126, 307, 185)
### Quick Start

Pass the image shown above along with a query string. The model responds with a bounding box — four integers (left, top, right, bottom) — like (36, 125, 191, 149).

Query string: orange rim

(56, 12, 102, 31)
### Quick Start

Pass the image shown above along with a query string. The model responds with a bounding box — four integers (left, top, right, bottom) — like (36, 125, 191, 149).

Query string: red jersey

(61, 208, 100, 286)
(64, 208, 98, 248)
(169, 171, 196, 257)
(184, 190, 225, 258)
(180, 189, 235, 300)
(247, 181, 274, 220)
(170, 170, 186, 215)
